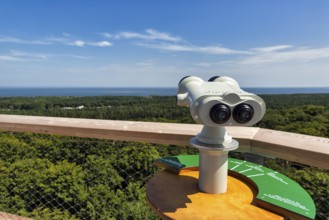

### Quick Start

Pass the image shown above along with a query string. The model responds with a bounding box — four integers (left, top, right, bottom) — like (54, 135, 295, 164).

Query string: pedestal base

(190, 137, 239, 194)
(146, 170, 283, 220)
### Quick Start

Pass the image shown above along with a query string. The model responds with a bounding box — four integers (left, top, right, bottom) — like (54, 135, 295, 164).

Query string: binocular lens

(233, 103, 254, 124)
(210, 104, 231, 124)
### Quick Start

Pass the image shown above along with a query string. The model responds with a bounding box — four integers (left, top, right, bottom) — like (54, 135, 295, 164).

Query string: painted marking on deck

(239, 168, 252, 173)
(247, 173, 265, 178)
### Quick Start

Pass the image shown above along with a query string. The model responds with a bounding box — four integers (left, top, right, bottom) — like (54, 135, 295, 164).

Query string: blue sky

(1, 1, 329, 87)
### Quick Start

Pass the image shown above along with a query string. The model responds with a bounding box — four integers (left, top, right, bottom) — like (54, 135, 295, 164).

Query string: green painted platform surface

(155, 155, 316, 220)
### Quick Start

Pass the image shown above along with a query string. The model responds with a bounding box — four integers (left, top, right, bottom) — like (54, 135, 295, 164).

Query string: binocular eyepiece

(210, 102, 254, 124)
(177, 76, 266, 127)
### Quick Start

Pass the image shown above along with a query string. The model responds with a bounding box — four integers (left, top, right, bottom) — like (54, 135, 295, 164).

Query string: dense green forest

(0, 94, 328, 219)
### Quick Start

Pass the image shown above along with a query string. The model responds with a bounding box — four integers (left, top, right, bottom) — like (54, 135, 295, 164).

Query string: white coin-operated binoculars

(177, 76, 266, 194)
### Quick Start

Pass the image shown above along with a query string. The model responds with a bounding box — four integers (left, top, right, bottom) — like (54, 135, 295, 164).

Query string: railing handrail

(0, 114, 328, 169)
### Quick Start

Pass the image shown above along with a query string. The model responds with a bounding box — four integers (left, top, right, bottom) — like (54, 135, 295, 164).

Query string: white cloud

(0, 36, 51, 45)
(139, 43, 249, 55)
(72, 40, 85, 47)
(102, 29, 254, 55)
(0, 35, 112, 48)
(145, 29, 181, 41)
(90, 41, 112, 47)
(102, 33, 113, 38)
(0, 55, 23, 61)
(241, 46, 329, 64)
(50, 38, 112, 47)
(10, 50, 48, 60)
(0, 50, 89, 62)
(251, 45, 293, 53)
(46, 37, 68, 44)
(103, 29, 181, 42)
(47, 38, 86, 47)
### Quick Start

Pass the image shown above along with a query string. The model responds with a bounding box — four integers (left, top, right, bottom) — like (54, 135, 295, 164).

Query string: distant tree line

(0, 94, 328, 138)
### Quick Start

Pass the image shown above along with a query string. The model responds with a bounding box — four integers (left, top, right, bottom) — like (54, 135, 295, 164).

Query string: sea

(0, 87, 328, 97)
